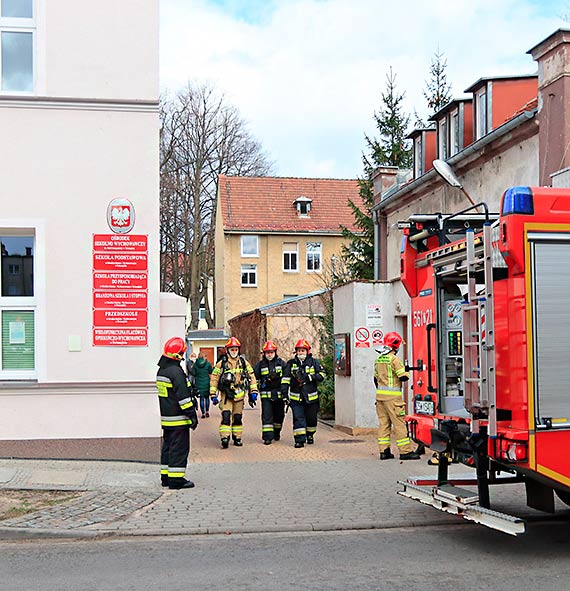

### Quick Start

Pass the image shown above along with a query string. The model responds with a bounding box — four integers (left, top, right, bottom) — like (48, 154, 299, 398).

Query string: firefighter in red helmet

(210, 336, 258, 448)
(281, 339, 325, 448)
(254, 340, 287, 445)
(156, 337, 199, 489)
(374, 331, 420, 460)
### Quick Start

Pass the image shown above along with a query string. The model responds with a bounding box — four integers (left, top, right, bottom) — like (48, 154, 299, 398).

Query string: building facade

(0, 0, 169, 459)
(215, 175, 361, 329)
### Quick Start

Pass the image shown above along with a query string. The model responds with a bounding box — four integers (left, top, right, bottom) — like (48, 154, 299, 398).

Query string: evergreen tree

(423, 49, 452, 117)
(340, 68, 412, 279)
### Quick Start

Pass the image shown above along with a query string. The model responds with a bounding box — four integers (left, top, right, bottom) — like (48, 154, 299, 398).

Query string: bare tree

(160, 83, 273, 329)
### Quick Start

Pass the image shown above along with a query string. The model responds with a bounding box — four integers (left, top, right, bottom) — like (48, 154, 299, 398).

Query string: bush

(318, 353, 335, 419)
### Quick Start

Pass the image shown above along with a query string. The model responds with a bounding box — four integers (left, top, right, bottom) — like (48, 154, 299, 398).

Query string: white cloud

(160, 0, 567, 178)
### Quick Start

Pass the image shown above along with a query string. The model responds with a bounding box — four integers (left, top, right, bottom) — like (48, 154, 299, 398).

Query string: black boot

(221, 437, 229, 449)
(263, 439, 272, 445)
(400, 451, 421, 460)
(380, 449, 395, 460)
(294, 441, 305, 448)
(274, 432, 280, 441)
(233, 438, 243, 447)
(307, 435, 314, 444)
(169, 478, 195, 490)
(161, 477, 169, 487)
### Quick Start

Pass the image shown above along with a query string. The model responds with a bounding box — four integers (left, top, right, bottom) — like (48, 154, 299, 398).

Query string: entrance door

(200, 347, 214, 365)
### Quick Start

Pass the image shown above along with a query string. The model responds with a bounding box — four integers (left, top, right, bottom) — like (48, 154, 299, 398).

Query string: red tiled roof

(218, 176, 363, 234)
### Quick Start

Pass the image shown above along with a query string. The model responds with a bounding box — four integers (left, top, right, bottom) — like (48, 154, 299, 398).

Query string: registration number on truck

(414, 400, 435, 415)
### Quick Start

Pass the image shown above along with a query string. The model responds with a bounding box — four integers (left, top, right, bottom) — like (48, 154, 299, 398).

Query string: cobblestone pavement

(1, 408, 568, 538)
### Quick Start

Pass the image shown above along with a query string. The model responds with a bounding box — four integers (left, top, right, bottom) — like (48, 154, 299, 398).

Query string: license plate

(414, 400, 435, 415)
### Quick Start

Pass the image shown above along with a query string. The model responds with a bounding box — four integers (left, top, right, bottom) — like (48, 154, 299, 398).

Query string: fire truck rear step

(397, 480, 526, 536)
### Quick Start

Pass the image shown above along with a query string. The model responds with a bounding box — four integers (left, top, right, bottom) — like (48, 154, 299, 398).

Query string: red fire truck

(397, 185, 570, 536)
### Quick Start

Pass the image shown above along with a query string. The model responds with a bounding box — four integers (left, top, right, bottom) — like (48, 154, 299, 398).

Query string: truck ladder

(461, 226, 497, 435)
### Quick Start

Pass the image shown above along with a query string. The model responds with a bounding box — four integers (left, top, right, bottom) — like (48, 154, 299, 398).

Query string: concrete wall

(333, 281, 408, 432)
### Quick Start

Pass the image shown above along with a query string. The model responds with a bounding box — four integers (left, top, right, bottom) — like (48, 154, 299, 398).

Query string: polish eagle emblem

(107, 198, 135, 234)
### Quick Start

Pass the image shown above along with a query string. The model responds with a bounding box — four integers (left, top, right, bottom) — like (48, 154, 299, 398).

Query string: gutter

(374, 108, 537, 212)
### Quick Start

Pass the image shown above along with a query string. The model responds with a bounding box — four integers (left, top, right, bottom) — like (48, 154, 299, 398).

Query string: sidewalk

(0, 407, 561, 539)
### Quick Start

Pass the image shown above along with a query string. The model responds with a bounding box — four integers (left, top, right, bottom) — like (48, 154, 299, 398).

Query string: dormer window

(294, 196, 312, 217)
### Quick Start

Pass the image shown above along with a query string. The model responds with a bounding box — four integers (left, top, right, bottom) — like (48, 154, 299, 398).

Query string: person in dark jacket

(191, 351, 213, 418)
(156, 337, 199, 489)
(254, 340, 287, 445)
(281, 339, 325, 448)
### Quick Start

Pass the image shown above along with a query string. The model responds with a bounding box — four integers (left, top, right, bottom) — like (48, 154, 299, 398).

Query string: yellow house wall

(216, 232, 347, 328)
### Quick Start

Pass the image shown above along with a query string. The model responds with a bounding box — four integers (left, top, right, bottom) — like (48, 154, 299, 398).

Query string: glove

(189, 411, 199, 430)
(249, 392, 258, 408)
(211, 396, 219, 406)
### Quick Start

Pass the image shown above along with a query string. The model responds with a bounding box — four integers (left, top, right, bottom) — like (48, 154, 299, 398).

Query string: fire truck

(397, 185, 570, 536)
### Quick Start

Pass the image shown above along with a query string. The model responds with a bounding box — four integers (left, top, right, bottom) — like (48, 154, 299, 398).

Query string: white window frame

(438, 119, 448, 160)
(283, 242, 299, 272)
(240, 234, 259, 258)
(306, 242, 322, 273)
(0, 227, 38, 380)
(450, 109, 460, 156)
(240, 264, 257, 287)
(414, 136, 423, 178)
(476, 88, 488, 140)
(0, 0, 36, 95)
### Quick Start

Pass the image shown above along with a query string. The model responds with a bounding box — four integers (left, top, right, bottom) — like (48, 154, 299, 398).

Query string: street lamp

(432, 159, 477, 209)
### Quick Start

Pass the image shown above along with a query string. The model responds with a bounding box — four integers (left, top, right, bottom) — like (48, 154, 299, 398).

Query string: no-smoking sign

(354, 326, 371, 348)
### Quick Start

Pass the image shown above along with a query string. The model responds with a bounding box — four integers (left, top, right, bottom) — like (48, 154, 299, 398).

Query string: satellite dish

(433, 159, 463, 189)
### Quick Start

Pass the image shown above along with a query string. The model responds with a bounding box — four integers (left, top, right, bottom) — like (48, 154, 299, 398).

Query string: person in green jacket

(191, 351, 213, 418)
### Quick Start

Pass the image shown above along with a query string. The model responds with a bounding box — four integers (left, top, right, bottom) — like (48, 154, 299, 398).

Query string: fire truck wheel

(555, 489, 570, 508)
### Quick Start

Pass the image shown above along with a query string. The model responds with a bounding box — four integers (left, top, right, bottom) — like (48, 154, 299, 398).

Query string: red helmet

(263, 340, 277, 352)
(163, 337, 187, 360)
(225, 336, 241, 349)
(294, 339, 311, 352)
(384, 331, 403, 350)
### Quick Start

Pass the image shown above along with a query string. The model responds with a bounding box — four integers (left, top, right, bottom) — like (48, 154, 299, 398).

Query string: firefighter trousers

(291, 399, 318, 444)
(219, 395, 245, 441)
(375, 396, 413, 454)
(261, 397, 285, 442)
(161, 426, 190, 485)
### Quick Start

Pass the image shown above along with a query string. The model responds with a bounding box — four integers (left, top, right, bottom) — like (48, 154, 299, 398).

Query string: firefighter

(210, 337, 258, 448)
(156, 337, 199, 489)
(374, 331, 420, 461)
(254, 340, 287, 445)
(281, 339, 325, 448)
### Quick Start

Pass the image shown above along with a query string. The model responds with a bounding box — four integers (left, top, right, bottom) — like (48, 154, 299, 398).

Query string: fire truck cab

(398, 186, 570, 535)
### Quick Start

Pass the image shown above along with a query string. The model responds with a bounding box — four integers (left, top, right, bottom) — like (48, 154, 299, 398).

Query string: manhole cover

(329, 439, 365, 444)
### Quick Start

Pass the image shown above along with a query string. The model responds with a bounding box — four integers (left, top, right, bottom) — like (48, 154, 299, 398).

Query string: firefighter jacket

(156, 355, 198, 429)
(281, 354, 325, 403)
(210, 354, 258, 402)
(374, 350, 409, 400)
(254, 356, 286, 399)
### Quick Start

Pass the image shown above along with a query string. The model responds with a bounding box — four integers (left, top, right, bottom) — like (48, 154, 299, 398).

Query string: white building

(0, 0, 179, 459)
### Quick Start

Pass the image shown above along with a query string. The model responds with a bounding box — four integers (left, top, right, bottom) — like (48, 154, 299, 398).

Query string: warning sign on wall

(354, 326, 371, 348)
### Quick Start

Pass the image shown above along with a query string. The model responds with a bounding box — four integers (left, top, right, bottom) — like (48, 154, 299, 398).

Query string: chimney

(371, 166, 398, 206)
(528, 29, 570, 185)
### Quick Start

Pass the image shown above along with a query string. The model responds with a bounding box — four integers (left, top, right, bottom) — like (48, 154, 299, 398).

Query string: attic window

(294, 196, 312, 217)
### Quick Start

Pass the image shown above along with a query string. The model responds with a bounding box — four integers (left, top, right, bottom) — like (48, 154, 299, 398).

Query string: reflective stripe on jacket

(374, 351, 408, 398)
(156, 355, 197, 429)
(282, 354, 325, 403)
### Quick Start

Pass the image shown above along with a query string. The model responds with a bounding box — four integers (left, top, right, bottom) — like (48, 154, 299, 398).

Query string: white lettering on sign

(413, 309, 434, 328)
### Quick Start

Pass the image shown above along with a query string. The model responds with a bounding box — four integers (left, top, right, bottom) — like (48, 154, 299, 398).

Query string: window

(438, 119, 448, 160)
(450, 110, 460, 156)
(283, 294, 298, 300)
(240, 235, 259, 257)
(476, 89, 488, 139)
(199, 303, 206, 320)
(295, 196, 312, 217)
(306, 242, 322, 272)
(283, 242, 298, 272)
(0, 232, 35, 376)
(241, 264, 257, 287)
(414, 136, 423, 178)
(0, 0, 35, 93)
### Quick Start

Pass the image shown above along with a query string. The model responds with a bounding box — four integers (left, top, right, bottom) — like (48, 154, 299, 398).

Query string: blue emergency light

(501, 186, 534, 215)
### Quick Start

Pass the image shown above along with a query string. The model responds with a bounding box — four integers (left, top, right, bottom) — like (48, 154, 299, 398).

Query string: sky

(160, 0, 569, 179)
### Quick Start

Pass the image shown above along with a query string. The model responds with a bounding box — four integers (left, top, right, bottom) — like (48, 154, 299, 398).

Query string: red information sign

(93, 291, 148, 309)
(93, 252, 148, 271)
(93, 234, 148, 252)
(93, 309, 147, 327)
(93, 328, 148, 346)
(93, 272, 148, 291)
